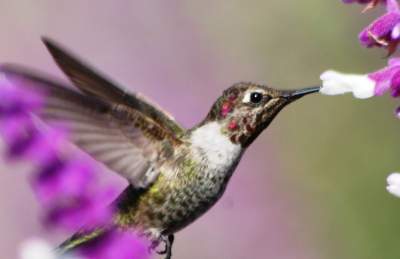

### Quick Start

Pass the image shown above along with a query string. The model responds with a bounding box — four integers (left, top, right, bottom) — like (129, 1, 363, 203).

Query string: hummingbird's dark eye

(250, 92, 263, 104)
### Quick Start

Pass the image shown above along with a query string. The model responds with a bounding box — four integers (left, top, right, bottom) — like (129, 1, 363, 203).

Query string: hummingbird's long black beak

(282, 86, 321, 100)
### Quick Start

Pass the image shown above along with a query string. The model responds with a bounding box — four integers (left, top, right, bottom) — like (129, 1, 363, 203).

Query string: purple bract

(359, 0, 400, 54)
(368, 57, 400, 96)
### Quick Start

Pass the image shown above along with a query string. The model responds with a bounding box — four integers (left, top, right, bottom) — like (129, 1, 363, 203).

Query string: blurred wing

(41, 37, 184, 136)
(0, 65, 181, 188)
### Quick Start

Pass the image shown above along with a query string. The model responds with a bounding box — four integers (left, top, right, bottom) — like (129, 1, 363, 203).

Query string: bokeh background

(1, 1, 400, 259)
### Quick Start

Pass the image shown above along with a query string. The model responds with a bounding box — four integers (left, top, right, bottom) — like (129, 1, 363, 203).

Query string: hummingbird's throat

(220, 99, 284, 147)
(216, 91, 258, 145)
(190, 121, 242, 174)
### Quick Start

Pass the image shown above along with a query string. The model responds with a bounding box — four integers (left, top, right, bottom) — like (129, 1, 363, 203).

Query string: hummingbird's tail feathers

(57, 228, 106, 254)
(57, 185, 144, 255)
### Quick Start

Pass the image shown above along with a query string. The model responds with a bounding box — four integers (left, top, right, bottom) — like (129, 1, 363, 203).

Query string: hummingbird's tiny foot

(154, 242, 167, 254)
(148, 240, 161, 254)
(163, 235, 174, 259)
(154, 234, 174, 256)
(143, 228, 163, 254)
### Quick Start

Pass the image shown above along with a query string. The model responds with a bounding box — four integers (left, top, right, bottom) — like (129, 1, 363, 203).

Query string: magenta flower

(343, 0, 383, 4)
(0, 79, 43, 115)
(368, 57, 400, 96)
(0, 73, 148, 258)
(0, 115, 37, 158)
(343, 0, 385, 5)
(359, 0, 400, 54)
(343, 0, 386, 12)
(44, 188, 115, 231)
(0, 78, 110, 231)
(32, 159, 94, 205)
(0, 80, 45, 158)
(32, 158, 94, 205)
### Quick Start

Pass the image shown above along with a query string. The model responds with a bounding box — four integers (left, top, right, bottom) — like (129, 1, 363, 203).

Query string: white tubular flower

(387, 173, 400, 198)
(320, 70, 376, 99)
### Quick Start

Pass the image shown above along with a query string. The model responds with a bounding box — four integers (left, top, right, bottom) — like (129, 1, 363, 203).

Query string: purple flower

(0, 115, 37, 158)
(32, 158, 94, 206)
(343, 0, 381, 4)
(44, 188, 115, 231)
(0, 73, 149, 258)
(343, 0, 386, 12)
(0, 76, 115, 232)
(0, 80, 43, 116)
(359, 0, 400, 54)
(368, 57, 400, 96)
(21, 128, 67, 166)
(343, 0, 385, 5)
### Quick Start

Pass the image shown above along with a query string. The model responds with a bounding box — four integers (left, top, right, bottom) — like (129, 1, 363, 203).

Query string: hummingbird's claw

(166, 235, 174, 259)
(154, 242, 167, 254)
(155, 234, 174, 259)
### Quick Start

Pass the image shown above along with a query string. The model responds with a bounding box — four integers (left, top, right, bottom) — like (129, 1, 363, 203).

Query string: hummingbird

(1, 38, 320, 259)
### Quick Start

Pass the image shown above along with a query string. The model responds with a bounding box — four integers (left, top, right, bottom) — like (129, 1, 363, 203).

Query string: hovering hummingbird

(1, 38, 320, 259)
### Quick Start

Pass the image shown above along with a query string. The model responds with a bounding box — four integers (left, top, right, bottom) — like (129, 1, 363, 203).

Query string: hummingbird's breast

(115, 122, 244, 234)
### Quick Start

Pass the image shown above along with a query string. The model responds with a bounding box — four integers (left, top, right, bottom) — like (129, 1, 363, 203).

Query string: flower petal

(359, 12, 400, 48)
(44, 187, 117, 232)
(391, 23, 400, 39)
(387, 173, 400, 198)
(388, 57, 400, 66)
(368, 59, 400, 95)
(320, 70, 376, 98)
(32, 159, 94, 205)
(390, 70, 400, 96)
(386, 0, 399, 12)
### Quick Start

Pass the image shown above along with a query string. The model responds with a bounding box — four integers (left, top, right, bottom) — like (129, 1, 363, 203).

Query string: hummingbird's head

(204, 82, 320, 147)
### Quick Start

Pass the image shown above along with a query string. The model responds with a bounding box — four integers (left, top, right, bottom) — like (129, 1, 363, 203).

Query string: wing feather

(0, 65, 179, 188)
(41, 37, 184, 136)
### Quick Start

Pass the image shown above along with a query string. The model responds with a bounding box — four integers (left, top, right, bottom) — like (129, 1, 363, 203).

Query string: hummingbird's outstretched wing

(41, 37, 184, 136)
(0, 65, 182, 188)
